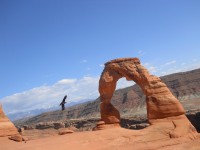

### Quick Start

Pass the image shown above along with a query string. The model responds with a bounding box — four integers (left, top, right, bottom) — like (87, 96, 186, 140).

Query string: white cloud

(0, 75, 136, 115)
(165, 60, 177, 65)
(180, 62, 200, 72)
(137, 50, 145, 56)
(142, 62, 157, 74)
(116, 78, 135, 89)
(0, 76, 99, 114)
(57, 79, 77, 84)
(99, 64, 104, 67)
(148, 66, 157, 73)
(157, 59, 200, 76)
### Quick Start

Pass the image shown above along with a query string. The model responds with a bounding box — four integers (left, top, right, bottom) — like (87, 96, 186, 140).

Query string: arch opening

(110, 78, 146, 119)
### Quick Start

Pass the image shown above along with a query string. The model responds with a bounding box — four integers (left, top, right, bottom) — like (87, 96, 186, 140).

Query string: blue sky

(0, 0, 200, 114)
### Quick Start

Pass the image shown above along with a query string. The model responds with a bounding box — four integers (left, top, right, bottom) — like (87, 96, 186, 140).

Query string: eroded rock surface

(58, 128, 74, 135)
(97, 58, 198, 140)
(0, 105, 19, 137)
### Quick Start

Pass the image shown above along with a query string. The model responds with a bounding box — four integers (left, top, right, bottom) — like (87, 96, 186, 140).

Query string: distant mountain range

(8, 99, 93, 121)
(14, 68, 200, 125)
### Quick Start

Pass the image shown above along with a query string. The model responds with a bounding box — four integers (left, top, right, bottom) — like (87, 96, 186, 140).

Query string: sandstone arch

(97, 58, 197, 138)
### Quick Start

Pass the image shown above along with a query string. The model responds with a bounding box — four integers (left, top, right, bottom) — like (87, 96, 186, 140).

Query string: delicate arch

(98, 58, 185, 124)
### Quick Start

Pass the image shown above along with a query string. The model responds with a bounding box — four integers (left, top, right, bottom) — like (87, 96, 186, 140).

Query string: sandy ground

(1, 127, 200, 150)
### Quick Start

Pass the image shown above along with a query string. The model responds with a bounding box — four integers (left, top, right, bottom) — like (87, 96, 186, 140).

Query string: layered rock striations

(0, 105, 19, 137)
(97, 58, 197, 139)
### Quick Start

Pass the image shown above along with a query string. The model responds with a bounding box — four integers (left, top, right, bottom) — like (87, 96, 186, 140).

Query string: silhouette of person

(60, 95, 67, 111)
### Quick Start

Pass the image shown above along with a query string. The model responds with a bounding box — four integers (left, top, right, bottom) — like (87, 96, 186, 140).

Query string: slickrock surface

(0, 105, 19, 137)
(0, 128, 200, 150)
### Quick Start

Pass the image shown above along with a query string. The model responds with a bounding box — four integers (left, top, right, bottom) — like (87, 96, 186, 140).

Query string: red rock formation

(97, 58, 197, 139)
(0, 105, 19, 137)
